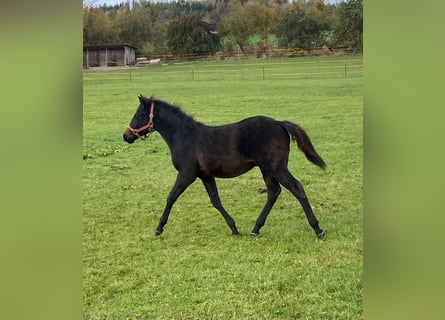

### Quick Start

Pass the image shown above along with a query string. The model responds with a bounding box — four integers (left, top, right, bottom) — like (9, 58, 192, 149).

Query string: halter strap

(127, 102, 155, 140)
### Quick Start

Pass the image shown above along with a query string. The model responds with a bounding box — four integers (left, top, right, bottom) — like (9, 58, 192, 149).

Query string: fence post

(192, 67, 195, 80)
(344, 60, 347, 77)
(262, 66, 265, 80)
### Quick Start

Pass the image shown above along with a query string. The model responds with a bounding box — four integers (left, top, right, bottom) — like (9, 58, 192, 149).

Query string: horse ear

(138, 94, 145, 104)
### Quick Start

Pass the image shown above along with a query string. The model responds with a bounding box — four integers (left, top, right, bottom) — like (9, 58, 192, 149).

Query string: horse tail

(281, 121, 326, 170)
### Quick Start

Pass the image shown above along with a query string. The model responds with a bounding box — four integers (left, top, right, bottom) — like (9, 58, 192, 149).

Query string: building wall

(83, 46, 136, 68)
(124, 46, 136, 65)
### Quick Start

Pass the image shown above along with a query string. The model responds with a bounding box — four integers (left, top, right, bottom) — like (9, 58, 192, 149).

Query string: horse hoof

(250, 232, 260, 237)
(317, 230, 326, 239)
(155, 230, 163, 236)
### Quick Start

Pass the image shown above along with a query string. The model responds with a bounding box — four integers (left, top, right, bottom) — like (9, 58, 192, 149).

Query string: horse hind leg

(251, 169, 281, 236)
(275, 169, 325, 239)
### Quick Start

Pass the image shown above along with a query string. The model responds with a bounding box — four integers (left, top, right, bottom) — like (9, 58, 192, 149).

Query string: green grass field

(83, 55, 363, 319)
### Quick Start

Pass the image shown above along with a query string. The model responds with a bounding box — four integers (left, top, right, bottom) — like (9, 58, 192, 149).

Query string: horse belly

(199, 155, 255, 178)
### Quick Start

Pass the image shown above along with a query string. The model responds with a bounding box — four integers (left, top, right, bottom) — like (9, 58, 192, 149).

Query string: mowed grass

(83, 55, 363, 319)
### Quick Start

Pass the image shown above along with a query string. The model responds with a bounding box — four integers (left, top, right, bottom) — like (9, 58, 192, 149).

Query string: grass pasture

(83, 55, 363, 319)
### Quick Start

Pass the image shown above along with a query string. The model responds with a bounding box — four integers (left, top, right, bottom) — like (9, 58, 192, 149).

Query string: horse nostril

(123, 132, 134, 144)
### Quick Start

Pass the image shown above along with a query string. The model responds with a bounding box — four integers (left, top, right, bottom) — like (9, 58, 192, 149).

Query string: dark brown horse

(123, 95, 326, 238)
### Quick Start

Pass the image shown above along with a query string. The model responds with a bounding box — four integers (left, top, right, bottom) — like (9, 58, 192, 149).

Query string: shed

(83, 45, 137, 68)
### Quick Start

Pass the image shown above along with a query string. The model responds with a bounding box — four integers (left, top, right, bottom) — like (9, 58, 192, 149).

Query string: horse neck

(154, 103, 197, 149)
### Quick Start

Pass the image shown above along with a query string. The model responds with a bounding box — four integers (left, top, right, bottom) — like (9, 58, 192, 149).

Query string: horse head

(123, 95, 155, 144)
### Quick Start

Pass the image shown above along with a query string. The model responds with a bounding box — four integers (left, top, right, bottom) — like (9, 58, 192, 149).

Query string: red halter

(127, 102, 155, 140)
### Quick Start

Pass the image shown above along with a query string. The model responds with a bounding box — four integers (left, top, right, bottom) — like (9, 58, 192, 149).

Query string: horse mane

(149, 96, 202, 130)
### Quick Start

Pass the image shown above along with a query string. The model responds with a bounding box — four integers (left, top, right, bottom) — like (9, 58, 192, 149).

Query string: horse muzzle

(123, 128, 137, 144)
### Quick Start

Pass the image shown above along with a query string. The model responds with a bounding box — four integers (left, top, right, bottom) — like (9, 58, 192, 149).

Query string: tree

(276, 3, 325, 49)
(332, 0, 363, 51)
(167, 14, 221, 56)
(82, 0, 361, 57)
(219, 4, 255, 51)
(83, 7, 113, 45)
(244, 1, 279, 47)
(112, 1, 164, 54)
(219, 0, 280, 51)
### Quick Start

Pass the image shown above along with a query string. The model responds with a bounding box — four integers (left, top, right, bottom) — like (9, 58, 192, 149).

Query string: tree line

(83, 0, 362, 57)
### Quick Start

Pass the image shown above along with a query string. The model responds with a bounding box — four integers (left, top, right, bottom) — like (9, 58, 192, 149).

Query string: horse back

(196, 116, 290, 177)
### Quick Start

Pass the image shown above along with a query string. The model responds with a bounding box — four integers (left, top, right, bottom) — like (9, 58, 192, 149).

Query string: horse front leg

(200, 176, 240, 236)
(155, 172, 196, 236)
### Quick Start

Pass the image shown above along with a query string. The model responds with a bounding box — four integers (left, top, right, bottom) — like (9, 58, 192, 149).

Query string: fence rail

(141, 47, 360, 64)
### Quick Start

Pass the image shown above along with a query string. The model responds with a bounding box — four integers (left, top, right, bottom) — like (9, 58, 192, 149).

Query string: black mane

(148, 97, 201, 130)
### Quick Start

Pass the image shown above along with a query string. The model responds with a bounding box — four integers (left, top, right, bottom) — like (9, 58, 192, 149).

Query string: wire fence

(83, 54, 363, 83)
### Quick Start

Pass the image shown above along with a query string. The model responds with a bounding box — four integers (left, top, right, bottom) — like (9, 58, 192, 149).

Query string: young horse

(123, 95, 326, 239)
